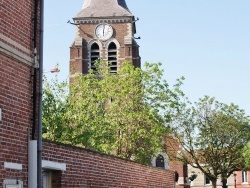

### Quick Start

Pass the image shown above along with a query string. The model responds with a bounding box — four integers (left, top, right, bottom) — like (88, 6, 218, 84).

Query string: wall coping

(43, 139, 172, 172)
(42, 160, 66, 171)
(4, 162, 22, 171)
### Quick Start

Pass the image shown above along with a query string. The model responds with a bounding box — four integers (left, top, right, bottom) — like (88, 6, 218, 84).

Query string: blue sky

(44, 0, 250, 115)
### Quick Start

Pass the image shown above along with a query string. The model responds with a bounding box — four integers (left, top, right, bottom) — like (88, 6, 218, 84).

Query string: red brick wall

(43, 140, 175, 188)
(1, 0, 34, 55)
(235, 171, 250, 188)
(0, 0, 35, 187)
(0, 54, 32, 187)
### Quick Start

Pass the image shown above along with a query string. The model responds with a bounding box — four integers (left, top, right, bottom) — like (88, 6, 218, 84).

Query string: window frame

(156, 154, 165, 168)
(242, 171, 248, 183)
(90, 42, 100, 72)
(204, 175, 210, 185)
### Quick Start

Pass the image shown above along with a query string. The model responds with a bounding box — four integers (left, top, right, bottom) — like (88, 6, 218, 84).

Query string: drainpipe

(38, 0, 45, 187)
(29, 0, 39, 187)
(32, 0, 38, 140)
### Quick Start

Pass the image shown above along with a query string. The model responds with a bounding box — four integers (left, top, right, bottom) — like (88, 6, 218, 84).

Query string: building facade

(0, 0, 40, 187)
(188, 165, 235, 188)
(188, 166, 250, 188)
(234, 171, 250, 188)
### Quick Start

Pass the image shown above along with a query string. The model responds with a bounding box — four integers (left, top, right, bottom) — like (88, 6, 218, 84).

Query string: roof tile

(75, 0, 133, 18)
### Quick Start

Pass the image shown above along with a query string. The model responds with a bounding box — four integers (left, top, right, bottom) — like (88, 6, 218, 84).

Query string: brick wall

(43, 140, 175, 188)
(1, 0, 34, 55)
(0, 0, 35, 187)
(0, 51, 33, 188)
(234, 171, 250, 188)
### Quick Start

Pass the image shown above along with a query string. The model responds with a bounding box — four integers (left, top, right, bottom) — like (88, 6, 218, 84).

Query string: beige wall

(188, 165, 236, 188)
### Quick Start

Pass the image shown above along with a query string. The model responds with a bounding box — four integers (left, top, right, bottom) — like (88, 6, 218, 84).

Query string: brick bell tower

(69, 0, 141, 79)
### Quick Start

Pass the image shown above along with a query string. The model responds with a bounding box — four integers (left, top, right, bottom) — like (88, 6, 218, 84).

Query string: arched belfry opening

(108, 42, 117, 73)
(156, 154, 165, 168)
(90, 43, 100, 72)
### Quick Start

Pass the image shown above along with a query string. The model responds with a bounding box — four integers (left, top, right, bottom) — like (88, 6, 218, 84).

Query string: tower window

(108, 42, 117, 73)
(156, 154, 165, 168)
(91, 43, 100, 72)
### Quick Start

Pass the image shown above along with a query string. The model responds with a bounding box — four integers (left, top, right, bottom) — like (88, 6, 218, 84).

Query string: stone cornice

(0, 42, 33, 66)
(0, 33, 33, 66)
(74, 17, 133, 24)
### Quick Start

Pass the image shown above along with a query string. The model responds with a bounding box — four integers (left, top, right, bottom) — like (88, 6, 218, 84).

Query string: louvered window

(108, 42, 117, 73)
(91, 43, 100, 72)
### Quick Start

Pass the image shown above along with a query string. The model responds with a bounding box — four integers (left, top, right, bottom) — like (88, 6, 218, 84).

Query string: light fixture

(67, 20, 80, 26)
(131, 17, 139, 23)
(134, 36, 141, 40)
(43, 67, 60, 73)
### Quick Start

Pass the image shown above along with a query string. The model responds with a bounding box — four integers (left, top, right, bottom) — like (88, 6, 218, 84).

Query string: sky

(44, 0, 250, 115)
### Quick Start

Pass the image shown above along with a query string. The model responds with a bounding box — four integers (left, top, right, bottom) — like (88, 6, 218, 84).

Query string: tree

(42, 75, 69, 142)
(243, 142, 250, 169)
(168, 96, 250, 188)
(42, 61, 184, 164)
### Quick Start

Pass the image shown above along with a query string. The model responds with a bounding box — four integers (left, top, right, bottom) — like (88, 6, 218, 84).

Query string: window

(90, 43, 100, 72)
(242, 171, 248, 183)
(205, 176, 210, 185)
(156, 154, 165, 168)
(3, 179, 23, 188)
(108, 42, 117, 73)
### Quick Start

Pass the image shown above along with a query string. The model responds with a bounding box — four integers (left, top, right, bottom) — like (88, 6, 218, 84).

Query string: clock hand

(103, 24, 105, 36)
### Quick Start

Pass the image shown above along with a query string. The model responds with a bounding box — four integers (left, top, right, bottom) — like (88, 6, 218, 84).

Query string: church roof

(75, 0, 133, 19)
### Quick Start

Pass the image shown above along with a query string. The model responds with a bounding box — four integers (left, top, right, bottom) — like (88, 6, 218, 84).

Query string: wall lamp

(43, 67, 60, 73)
(67, 20, 80, 26)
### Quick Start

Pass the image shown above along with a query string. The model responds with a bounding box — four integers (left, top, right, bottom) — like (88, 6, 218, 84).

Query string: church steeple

(76, 0, 132, 18)
(69, 0, 140, 79)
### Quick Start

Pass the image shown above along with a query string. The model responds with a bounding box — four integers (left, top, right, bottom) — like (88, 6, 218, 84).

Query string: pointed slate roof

(75, 0, 133, 19)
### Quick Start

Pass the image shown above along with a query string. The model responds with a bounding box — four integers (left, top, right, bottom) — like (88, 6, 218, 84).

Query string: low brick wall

(43, 140, 175, 188)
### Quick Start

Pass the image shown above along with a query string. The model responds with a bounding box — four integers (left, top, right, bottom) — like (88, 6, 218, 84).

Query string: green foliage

(243, 142, 250, 169)
(169, 96, 250, 187)
(42, 75, 69, 141)
(42, 61, 184, 164)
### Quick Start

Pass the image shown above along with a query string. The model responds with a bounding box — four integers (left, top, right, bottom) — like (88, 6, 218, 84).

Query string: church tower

(70, 0, 140, 78)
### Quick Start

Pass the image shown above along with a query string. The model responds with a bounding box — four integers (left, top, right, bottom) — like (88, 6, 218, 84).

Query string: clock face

(95, 24, 113, 41)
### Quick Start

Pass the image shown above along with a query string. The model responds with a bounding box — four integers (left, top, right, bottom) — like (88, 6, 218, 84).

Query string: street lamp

(43, 67, 60, 73)
(233, 173, 237, 188)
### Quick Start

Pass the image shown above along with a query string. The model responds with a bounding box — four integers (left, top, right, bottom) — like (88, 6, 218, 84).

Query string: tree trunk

(211, 179, 217, 188)
(222, 178, 228, 188)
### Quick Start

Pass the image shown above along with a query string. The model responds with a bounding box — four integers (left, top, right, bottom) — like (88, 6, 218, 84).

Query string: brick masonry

(0, 0, 35, 187)
(43, 140, 175, 188)
(0, 41, 32, 188)
(1, 0, 34, 56)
